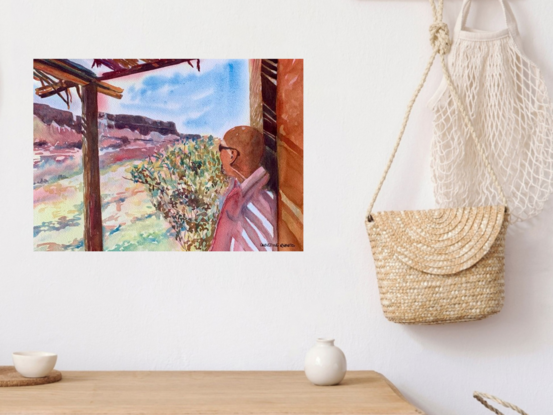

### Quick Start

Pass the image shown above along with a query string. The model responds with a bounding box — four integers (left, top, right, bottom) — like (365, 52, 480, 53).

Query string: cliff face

(33, 103, 79, 130)
(98, 113, 178, 136)
(33, 115, 82, 148)
(33, 103, 187, 140)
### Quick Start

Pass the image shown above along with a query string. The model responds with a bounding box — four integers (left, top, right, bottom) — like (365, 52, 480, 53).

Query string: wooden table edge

(0, 370, 426, 415)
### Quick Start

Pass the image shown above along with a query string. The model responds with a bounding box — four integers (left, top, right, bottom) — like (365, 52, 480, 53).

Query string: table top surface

(0, 370, 424, 415)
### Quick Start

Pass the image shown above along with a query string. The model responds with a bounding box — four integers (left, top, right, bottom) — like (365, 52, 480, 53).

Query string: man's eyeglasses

(219, 144, 240, 157)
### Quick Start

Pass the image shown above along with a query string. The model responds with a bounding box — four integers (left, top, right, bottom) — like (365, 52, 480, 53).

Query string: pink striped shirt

(210, 167, 278, 251)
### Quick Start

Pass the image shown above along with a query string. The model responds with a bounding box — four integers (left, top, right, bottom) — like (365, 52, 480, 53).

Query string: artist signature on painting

(261, 243, 296, 248)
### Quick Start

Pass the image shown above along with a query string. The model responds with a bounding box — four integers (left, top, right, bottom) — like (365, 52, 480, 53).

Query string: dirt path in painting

(33, 161, 181, 251)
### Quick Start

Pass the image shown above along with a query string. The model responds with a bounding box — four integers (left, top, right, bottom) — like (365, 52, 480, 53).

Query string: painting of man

(211, 126, 277, 251)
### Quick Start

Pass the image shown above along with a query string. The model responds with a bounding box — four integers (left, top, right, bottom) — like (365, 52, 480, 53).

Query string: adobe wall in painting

(276, 59, 304, 251)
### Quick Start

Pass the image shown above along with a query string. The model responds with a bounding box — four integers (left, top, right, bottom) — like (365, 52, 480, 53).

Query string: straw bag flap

(367, 205, 505, 275)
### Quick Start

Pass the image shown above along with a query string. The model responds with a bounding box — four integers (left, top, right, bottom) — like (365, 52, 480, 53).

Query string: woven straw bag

(365, 0, 509, 324)
(474, 392, 528, 415)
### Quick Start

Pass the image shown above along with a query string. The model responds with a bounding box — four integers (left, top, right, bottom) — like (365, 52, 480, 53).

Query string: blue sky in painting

(33, 59, 251, 138)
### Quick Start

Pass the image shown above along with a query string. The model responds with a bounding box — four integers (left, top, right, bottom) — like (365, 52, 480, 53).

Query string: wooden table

(0, 371, 424, 415)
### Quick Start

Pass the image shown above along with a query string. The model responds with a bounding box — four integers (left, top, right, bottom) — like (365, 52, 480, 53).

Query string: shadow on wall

(403, 197, 553, 357)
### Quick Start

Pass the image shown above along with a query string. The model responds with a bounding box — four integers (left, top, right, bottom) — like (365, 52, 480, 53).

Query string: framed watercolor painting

(33, 59, 303, 252)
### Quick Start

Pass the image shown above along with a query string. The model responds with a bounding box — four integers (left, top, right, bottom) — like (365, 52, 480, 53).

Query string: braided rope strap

(366, 0, 507, 221)
(474, 392, 529, 415)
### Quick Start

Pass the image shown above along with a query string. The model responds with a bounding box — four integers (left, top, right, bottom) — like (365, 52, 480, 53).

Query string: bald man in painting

(210, 126, 278, 251)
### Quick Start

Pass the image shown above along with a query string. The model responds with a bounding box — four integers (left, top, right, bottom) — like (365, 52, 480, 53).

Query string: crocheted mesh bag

(365, 0, 509, 325)
(429, 0, 553, 222)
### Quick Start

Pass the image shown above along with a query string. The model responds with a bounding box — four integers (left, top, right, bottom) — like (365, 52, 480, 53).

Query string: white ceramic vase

(304, 338, 347, 386)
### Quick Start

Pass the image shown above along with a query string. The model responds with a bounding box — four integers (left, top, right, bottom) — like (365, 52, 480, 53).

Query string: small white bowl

(12, 352, 57, 378)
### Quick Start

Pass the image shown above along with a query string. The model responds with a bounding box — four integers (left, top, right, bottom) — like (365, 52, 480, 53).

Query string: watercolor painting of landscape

(33, 59, 303, 251)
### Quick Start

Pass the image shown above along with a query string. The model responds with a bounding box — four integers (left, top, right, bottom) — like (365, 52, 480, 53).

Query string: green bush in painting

(130, 136, 228, 251)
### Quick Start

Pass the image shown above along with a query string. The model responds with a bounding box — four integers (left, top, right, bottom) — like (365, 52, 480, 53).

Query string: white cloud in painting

(191, 87, 215, 101)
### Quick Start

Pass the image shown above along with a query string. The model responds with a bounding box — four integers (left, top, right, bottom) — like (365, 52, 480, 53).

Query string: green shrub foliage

(130, 136, 229, 251)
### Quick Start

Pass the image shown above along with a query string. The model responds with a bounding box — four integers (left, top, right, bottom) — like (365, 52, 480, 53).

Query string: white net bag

(429, 0, 553, 222)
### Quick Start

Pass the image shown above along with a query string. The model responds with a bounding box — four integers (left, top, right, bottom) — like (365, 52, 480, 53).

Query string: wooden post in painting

(260, 59, 279, 197)
(81, 83, 103, 251)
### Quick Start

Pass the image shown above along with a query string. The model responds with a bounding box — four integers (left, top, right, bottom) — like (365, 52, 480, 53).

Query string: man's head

(219, 126, 265, 181)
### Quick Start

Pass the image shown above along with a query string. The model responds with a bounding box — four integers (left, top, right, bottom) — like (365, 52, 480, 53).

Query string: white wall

(1, 0, 552, 413)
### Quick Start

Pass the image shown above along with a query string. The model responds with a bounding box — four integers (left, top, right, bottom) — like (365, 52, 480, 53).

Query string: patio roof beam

(34, 60, 123, 99)
(35, 80, 79, 98)
(97, 59, 200, 81)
